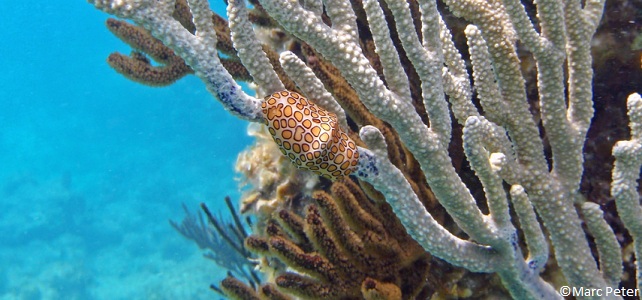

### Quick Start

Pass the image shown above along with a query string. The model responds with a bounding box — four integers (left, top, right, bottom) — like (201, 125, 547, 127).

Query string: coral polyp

(261, 91, 359, 181)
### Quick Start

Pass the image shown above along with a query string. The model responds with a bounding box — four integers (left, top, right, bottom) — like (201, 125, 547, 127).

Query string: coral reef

(88, 0, 642, 299)
(242, 179, 434, 299)
(204, 180, 497, 300)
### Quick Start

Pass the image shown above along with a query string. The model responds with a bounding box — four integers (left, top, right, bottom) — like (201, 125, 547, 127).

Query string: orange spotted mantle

(261, 91, 359, 180)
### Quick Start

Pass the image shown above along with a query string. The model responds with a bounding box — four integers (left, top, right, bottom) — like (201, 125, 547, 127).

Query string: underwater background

(0, 1, 248, 299)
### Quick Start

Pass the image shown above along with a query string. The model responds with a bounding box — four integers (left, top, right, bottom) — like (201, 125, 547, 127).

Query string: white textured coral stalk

(612, 93, 642, 293)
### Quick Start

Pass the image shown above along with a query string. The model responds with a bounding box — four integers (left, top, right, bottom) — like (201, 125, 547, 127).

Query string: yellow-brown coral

(232, 179, 438, 300)
(105, 18, 193, 86)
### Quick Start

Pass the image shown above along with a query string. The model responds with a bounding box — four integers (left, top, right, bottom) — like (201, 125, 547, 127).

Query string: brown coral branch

(330, 179, 387, 235)
(303, 203, 358, 280)
(361, 277, 402, 300)
(221, 59, 253, 82)
(310, 191, 376, 272)
(275, 273, 338, 299)
(275, 209, 311, 249)
(171, 0, 196, 33)
(268, 236, 338, 282)
(260, 284, 294, 300)
(105, 18, 192, 86)
(245, 235, 270, 255)
(220, 276, 261, 300)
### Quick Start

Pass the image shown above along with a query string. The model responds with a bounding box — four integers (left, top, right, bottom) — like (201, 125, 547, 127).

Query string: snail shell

(261, 91, 359, 180)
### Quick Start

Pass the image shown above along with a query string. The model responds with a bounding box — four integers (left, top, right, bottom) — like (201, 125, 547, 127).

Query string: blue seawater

(1, 1, 251, 299)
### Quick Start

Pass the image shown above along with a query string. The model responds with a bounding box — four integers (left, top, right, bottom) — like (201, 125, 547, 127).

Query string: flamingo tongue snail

(261, 90, 359, 181)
